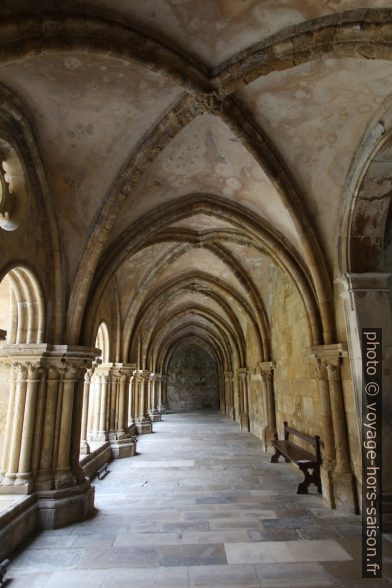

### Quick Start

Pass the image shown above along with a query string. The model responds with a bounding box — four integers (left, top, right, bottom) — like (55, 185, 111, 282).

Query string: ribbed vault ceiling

(1, 1, 391, 366)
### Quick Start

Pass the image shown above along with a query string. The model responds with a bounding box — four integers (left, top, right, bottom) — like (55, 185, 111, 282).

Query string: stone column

(148, 374, 161, 422)
(340, 272, 392, 523)
(0, 363, 17, 482)
(15, 363, 40, 487)
(98, 370, 109, 440)
(2, 363, 30, 488)
(237, 368, 250, 431)
(224, 371, 234, 419)
(310, 344, 357, 512)
(259, 361, 277, 451)
(135, 370, 152, 434)
(155, 374, 163, 414)
(0, 344, 96, 528)
(159, 375, 168, 413)
(80, 368, 93, 456)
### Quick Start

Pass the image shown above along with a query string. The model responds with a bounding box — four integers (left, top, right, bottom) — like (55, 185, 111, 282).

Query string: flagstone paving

(6, 411, 392, 587)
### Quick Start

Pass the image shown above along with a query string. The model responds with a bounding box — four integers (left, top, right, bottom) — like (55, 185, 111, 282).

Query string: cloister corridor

(5, 411, 392, 588)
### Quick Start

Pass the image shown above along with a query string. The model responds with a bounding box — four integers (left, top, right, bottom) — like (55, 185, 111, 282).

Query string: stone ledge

(0, 494, 39, 559)
(80, 442, 113, 480)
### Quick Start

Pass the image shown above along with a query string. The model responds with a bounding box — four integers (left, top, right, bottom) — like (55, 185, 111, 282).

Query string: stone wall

(270, 269, 321, 444)
(167, 344, 219, 411)
(246, 324, 265, 440)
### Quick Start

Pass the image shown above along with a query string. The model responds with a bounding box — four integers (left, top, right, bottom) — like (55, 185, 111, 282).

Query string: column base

(37, 479, 94, 529)
(148, 410, 161, 422)
(88, 432, 108, 443)
(136, 418, 152, 435)
(127, 422, 137, 436)
(54, 468, 77, 490)
(80, 440, 90, 456)
(110, 436, 137, 458)
(262, 426, 276, 452)
(321, 467, 335, 509)
(240, 414, 250, 432)
(158, 404, 167, 415)
(332, 470, 358, 513)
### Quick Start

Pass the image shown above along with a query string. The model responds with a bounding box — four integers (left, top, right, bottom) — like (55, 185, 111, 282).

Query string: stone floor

(6, 411, 392, 587)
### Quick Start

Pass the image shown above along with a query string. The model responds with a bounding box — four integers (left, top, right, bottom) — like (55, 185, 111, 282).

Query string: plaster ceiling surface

(236, 57, 392, 268)
(158, 292, 237, 326)
(155, 246, 250, 300)
(227, 243, 276, 319)
(4, 0, 390, 68)
(114, 242, 174, 320)
(0, 51, 181, 282)
(109, 113, 301, 250)
(143, 286, 249, 339)
(167, 214, 236, 232)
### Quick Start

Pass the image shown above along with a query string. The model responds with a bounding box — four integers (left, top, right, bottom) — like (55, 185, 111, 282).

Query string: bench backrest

(283, 421, 321, 463)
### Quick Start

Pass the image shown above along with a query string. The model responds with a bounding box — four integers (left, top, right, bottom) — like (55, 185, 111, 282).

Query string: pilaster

(236, 367, 250, 432)
(259, 361, 276, 451)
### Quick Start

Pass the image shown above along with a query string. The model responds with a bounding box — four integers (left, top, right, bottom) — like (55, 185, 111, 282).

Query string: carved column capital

(259, 361, 275, 382)
(236, 367, 248, 381)
(137, 369, 151, 381)
(84, 368, 94, 384)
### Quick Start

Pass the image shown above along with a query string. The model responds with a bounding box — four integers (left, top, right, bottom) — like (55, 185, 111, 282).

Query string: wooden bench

(97, 462, 110, 480)
(270, 422, 322, 495)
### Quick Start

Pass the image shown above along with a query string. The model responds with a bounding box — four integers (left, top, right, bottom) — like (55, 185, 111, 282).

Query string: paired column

(224, 371, 234, 419)
(0, 344, 96, 528)
(135, 370, 152, 434)
(236, 368, 250, 431)
(159, 375, 167, 413)
(148, 374, 161, 422)
(87, 363, 137, 457)
(259, 361, 277, 451)
(108, 365, 137, 458)
(80, 368, 93, 455)
(0, 361, 40, 490)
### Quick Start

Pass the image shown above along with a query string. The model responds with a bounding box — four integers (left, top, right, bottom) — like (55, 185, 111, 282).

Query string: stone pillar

(310, 344, 357, 512)
(259, 361, 277, 451)
(127, 372, 136, 429)
(237, 368, 250, 431)
(219, 371, 225, 414)
(224, 371, 234, 419)
(0, 344, 96, 528)
(1, 362, 39, 490)
(148, 374, 162, 422)
(108, 364, 137, 458)
(340, 272, 392, 523)
(80, 368, 93, 456)
(135, 370, 152, 434)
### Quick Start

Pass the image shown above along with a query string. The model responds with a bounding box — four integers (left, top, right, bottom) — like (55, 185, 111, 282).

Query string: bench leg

(297, 465, 322, 494)
(270, 447, 290, 463)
